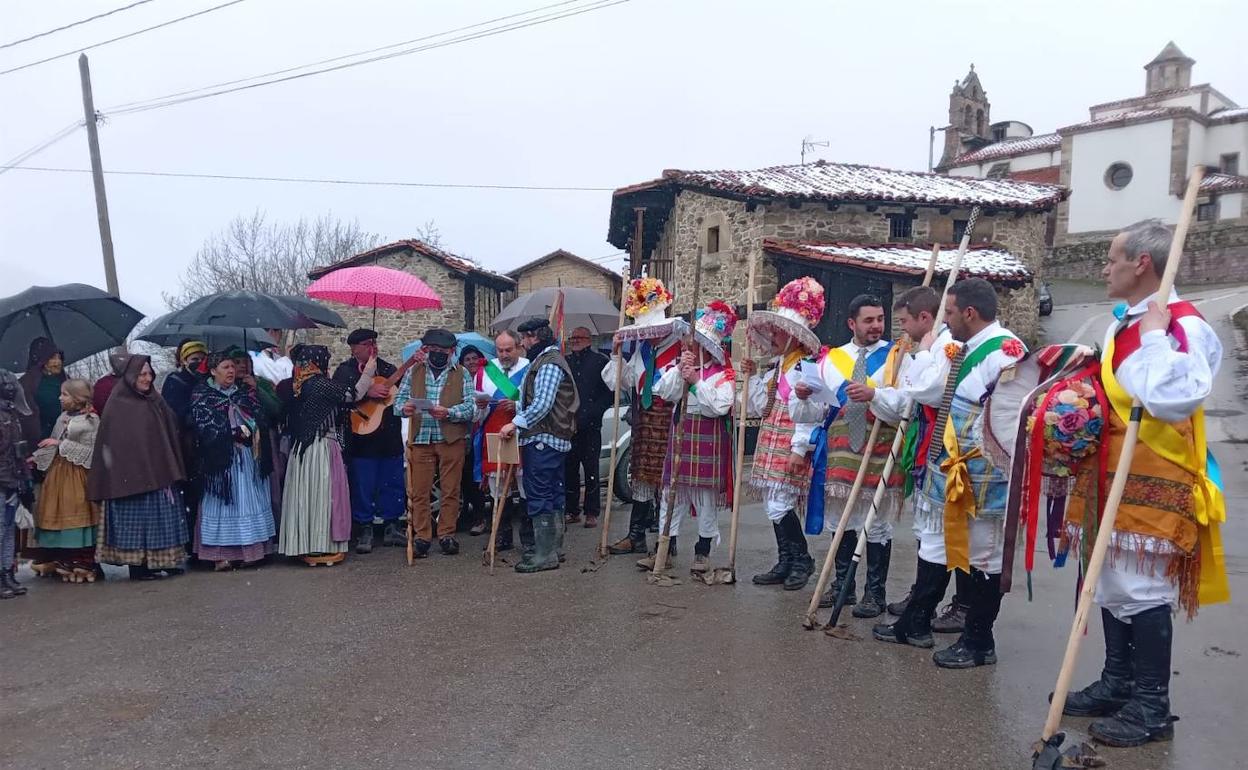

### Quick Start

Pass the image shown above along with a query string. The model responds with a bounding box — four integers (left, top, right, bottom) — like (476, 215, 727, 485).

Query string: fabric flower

(944, 343, 960, 361)
(1002, 338, 1024, 358)
(1058, 411, 1087, 435)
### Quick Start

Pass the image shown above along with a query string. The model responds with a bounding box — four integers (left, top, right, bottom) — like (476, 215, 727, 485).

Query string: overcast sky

(3, 0, 1245, 317)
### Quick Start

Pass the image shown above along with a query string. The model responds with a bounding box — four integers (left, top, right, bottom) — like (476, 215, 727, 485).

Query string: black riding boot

(780, 511, 813, 590)
(853, 539, 892, 618)
(608, 501, 651, 554)
(1061, 608, 1135, 716)
(752, 521, 791, 585)
(1089, 606, 1176, 747)
(874, 557, 949, 649)
(933, 569, 1002, 669)
(819, 529, 858, 608)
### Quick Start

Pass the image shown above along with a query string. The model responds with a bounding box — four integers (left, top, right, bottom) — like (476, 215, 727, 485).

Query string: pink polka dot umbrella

(305, 265, 442, 326)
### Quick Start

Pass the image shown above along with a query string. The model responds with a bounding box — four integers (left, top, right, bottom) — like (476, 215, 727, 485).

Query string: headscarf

(0, 369, 32, 417)
(292, 344, 330, 397)
(87, 355, 186, 501)
(19, 337, 66, 442)
(288, 345, 350, 456)
(108, 351, 130, 376)
(177, 339, 208, 367)
(189, 376, 269, 503)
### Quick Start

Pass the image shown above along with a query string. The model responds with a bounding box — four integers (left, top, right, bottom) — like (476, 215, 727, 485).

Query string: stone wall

(512, 255, 621, 306)
(651, 191, 1048, 345)
(1047, 220, 1248, 285)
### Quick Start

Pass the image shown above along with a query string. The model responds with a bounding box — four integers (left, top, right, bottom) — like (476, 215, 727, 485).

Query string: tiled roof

(1148, 41, 1193, 65)
(506, 249, 620, 280)
(763, 240, 1033, 284)
(308, 239, 515, 287)
(1009, 167, 1061, 185)
(622, 161, 1066, 211)
(1059, 107, 1196, 134)
(952, 133, 1062, 165)
(1210, 106, 1248, 124)
(1088, 84, 1206, 113)
(1200, 173, 1248, 194)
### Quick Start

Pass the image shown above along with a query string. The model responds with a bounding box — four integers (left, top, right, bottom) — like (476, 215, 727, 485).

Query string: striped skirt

(629, 399, 673, 501)
(97, 487, 187, 569)
(197, 446, 276, 561)
(750, 404, 811, 498)
(279, 436, 350, 556)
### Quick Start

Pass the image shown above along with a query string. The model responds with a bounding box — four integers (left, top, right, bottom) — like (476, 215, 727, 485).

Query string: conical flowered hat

(616, 277, 688, 342)
(692, 300, 739, 364)
(747, 276, 824, 355)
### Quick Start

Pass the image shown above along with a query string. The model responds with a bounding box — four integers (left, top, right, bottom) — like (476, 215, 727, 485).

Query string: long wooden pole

(598, 267, 633, 557)
(722, 250, 758, 578)
(803, 229, 964, 630)
(78, 54, 119, 297)
(652, 246, 704, 574)
(1040, 167, 1204, 745)
(486, 464, 515, 575)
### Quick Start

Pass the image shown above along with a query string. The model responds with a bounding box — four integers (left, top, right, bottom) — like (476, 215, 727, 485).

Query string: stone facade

(649, 190, 1047, 345)
(1049, 220, 1248, 285)
(509, 252, 622, 306)
(306, 249, 511, 365)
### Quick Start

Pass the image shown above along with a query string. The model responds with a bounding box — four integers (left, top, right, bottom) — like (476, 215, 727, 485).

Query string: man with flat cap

(499, 317, 580, 573)
(333, 329, 407, 554)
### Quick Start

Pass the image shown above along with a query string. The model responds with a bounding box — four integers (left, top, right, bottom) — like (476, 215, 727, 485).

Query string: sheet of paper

(408, 398, 436, 412)
(793, 362, 839, 405)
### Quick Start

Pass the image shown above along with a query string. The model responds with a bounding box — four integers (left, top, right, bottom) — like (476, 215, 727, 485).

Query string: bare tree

(163, 211, 387, 309)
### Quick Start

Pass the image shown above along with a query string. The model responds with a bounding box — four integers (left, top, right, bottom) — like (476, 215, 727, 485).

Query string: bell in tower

(939, 64, 992, 168)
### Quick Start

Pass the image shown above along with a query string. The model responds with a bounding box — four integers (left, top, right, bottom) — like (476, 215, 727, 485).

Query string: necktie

(927, 346, 967, 467)
(844, 347, 870, 452)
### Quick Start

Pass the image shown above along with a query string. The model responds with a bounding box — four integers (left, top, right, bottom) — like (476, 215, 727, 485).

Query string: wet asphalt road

(4, 288, 1247, 770)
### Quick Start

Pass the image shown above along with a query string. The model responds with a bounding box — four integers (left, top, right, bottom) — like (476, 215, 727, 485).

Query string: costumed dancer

(1050, 220, 1228, 747)
(791, 294, 903, 619)
(635, 302, 737, 574)
(280, 345, 374, 566)
(602, 278, 685, 556)
(872, 278, 1025, 668)
(741, 277, 824, 590)
(473, 330, 532, 553)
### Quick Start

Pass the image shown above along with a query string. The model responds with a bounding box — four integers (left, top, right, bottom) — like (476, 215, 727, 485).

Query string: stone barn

(507, 249, 623, 307)
(606, 161, 1067, 346)
(306, 239, 515, 363)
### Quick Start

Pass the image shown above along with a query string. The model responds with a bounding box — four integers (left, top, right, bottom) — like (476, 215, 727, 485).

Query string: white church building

(935, 43, 1247, 282)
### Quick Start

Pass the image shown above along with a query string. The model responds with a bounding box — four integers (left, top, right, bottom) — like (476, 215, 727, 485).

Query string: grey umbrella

(0, 283, 144, 371)
(158, 290, 318, 331)
(277, 295, 346, 328)
(490, 287, 621, 335)
(137, 313, 275, 352)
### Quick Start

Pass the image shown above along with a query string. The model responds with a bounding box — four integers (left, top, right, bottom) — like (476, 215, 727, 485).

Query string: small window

(991, 125, 1007, 142)
(1104, 162, 1133, 190)
(887, 214, 913, 239)
(706, 225, 721, 254)
(1197, 201, 1218, 222)
(952, 219, 969, 243)
(986, 162, 1010, 179)
(1221, 153, 1240, 176)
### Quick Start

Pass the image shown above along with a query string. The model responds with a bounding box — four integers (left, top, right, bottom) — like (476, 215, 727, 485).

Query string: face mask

(427, 351, 450, 369)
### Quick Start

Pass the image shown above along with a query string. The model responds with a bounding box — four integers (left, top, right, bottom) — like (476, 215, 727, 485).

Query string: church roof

(1210, 106, 1248, 124)
(952, 133, 1062, 165)
(1059, 107, 1196, 134)
(763, 240, 1032, 285)
(1200, 173, 1248, 194)
(1148, 41, 1194, 65)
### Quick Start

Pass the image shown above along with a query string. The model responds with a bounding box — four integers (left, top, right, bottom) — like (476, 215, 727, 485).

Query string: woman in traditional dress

(229, 346, 285, 533)
(27, 379, 101, 583)
(88, 356, 189, 581)
(189, 352, 276, 571)
(18, 337, 67, 444)
(279, 345, 373, 566)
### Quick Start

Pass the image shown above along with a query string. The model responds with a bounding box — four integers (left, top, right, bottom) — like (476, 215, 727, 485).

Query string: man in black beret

(333, 328, 406, 554)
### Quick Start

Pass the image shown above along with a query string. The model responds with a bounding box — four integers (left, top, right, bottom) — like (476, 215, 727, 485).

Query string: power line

(102, 0, 630, 116)
(0, 0, 249, 77)
(107, 0, 589, 112)
(1, 1, 163, 51)
(1, 164, 618, 192)
(0, 122, 85, 177)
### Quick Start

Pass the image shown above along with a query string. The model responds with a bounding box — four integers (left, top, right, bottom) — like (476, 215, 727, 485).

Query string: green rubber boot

(515, 513, 560, 574)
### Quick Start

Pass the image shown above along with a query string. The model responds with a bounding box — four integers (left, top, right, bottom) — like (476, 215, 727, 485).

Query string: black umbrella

(158, 290, 318, 331)
(277, 295, 346, 327)
(0, 283, 144, 371)
(137, 313, 274, 352)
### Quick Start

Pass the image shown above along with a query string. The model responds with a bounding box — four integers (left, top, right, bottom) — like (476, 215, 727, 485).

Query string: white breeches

(1094, 549, 1179, 621)
(658, 488, 724, 540)
(917, 516, 1005, 574)
(764, 486, 799, 523)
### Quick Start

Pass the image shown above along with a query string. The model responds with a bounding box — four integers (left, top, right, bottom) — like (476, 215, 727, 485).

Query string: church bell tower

(939, 65, 992, 167)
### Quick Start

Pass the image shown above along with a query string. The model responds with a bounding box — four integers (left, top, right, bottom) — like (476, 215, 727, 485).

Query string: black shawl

(189, 381, 271, 504)
(290, 373, 352, 458)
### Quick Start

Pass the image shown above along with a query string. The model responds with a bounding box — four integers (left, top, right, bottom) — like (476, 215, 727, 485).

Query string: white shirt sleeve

(653, 365, 685, 403)
(870, 385, 909, 423)
(789, 412, 817, 457)
(601, 351, 646, 390)
(1115, 317, 1222, 422)
(744, 372, 769, 418)
(692, 373, 734, 417)
(905, 348, 952, 408)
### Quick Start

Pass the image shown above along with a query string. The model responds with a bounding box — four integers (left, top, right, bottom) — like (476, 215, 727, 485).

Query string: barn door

(775, 261, 893, 348)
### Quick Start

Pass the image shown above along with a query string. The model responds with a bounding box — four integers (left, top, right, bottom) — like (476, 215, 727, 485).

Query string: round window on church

(1105, 162, 1133, 190)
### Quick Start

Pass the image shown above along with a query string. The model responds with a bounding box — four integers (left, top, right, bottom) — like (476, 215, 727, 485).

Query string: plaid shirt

(394, 365, 475, 445)
(512, 363, 571, 451)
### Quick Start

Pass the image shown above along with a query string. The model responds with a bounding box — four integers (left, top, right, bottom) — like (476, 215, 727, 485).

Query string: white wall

(945, 150, 1060, 178)
(1204, 122, 1248, 168)
(1221, 193, 1244, 220)
(1068, 119, 1178, 232)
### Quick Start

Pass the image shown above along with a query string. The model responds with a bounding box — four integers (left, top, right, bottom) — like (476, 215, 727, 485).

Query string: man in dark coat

(563, 327, 611, 527)
(332, 328, 406, 554)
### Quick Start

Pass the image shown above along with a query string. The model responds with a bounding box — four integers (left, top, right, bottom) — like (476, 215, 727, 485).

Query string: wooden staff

(486, 462, 516, 575)
(720, 250, 758, 581)
(1035, 167, 1204, 764)
(803, 234, 955, 630)
(652, 247, 704, 574)
(597, 266, 632, 557)
(406, 413, 416, 565)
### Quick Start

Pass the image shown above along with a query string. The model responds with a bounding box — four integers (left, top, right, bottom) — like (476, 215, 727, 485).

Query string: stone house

(607, 161, 1067, 346)
(507, 249, 622, 307)
(306, 239, 515, 363)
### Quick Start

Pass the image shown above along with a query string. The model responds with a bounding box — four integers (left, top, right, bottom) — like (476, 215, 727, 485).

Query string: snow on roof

(645, 161, 1064, 211)
(952, 133, 1062, 165)
(1059, 107, 1192, 133)
(1210, 106, 1248, 123)
(1200, 173, 1248, 194)
(763, 240, 1033, 284)
(307, 239, 515, 286)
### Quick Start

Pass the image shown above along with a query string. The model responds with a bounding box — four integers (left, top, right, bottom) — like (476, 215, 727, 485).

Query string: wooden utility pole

(79, 53, 119, 297)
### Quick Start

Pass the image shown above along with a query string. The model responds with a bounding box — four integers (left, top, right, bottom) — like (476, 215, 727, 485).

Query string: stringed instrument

(350, 354, 419, 435)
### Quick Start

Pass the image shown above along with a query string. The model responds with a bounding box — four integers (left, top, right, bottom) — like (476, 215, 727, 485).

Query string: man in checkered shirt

(499, 317, 580, 574)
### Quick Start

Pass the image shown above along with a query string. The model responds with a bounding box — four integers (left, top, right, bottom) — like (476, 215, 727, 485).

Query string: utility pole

(79, 53, 119, 297)
(928, 124, 952, 172)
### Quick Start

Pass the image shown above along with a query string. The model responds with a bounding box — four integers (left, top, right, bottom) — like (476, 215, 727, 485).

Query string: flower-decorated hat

(747, 276, 824, 355)
(616, 277, 688, 342)
(692, 300, 739, 364)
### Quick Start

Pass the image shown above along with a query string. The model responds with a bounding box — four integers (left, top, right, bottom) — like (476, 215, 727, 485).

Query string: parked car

(599, 393, 634, 504)
(1038, 282, 1053, 316)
